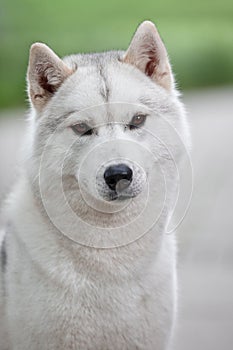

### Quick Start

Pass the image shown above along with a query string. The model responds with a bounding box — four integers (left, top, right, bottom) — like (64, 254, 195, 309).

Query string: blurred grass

(0, 0, 233, 108)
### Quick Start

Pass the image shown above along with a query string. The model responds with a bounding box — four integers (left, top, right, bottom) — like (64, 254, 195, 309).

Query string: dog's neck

(7, 174, 170, 280)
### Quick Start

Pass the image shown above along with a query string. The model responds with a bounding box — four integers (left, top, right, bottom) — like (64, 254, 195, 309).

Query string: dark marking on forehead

(1, 236, 7, 273)
(99, 65, 110, 102)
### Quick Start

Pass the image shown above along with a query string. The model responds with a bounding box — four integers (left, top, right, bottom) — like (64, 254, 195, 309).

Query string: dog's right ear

(123, 21, 174, 92)
(27, 43, 73, 111)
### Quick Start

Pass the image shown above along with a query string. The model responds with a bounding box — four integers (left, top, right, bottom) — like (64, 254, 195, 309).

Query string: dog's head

(26, 21, 190, 244)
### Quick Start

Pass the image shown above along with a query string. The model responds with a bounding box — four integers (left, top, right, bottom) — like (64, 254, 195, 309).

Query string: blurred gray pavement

(0, 87, 233, 350)
(174, 87, 233, 350)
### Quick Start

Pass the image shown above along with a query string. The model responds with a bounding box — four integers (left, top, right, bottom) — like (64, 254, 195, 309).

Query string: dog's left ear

(123, 21, 174, 91)
(27, 43, 73, 111)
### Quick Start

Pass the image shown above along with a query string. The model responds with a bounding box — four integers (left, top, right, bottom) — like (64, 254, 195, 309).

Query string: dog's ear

(123, 21, 174, 91)
(27, 43, 73, 111)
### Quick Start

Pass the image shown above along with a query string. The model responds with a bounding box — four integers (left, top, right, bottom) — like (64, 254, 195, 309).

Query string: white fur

(0, 21, 190, 350)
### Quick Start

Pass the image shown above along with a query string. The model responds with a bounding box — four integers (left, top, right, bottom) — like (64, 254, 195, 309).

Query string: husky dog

(0, 21, 190, 349)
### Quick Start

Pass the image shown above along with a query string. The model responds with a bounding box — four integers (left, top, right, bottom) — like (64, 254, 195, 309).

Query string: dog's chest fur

(2, 178, 176, 350)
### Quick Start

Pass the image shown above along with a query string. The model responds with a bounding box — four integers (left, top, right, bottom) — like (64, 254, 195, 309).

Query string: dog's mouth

(104, 178, 136, 201)
(107, 191, 136, 202)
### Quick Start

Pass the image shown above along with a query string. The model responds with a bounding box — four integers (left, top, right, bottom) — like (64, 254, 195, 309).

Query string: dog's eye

(129, 114, 147, 130)
(71, 123, 93, 136)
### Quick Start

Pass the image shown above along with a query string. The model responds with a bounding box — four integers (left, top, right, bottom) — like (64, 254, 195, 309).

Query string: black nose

(104, 164, 133, 191)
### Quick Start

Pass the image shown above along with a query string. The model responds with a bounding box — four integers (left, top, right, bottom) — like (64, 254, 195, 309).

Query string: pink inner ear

(145, 58, 157, 77)
(138, 40, 160, 77)
(35, 62, 59, 93)
(144, 47, 159, 77)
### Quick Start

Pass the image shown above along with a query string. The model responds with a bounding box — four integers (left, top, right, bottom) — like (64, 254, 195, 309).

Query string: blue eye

(71, 123, 93, 136)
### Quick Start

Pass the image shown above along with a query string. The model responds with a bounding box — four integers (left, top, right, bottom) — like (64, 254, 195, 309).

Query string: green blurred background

(0, 0, 233, 109)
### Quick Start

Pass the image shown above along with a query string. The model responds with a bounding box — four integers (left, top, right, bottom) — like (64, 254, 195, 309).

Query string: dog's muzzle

(95, 160, 146, 202)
